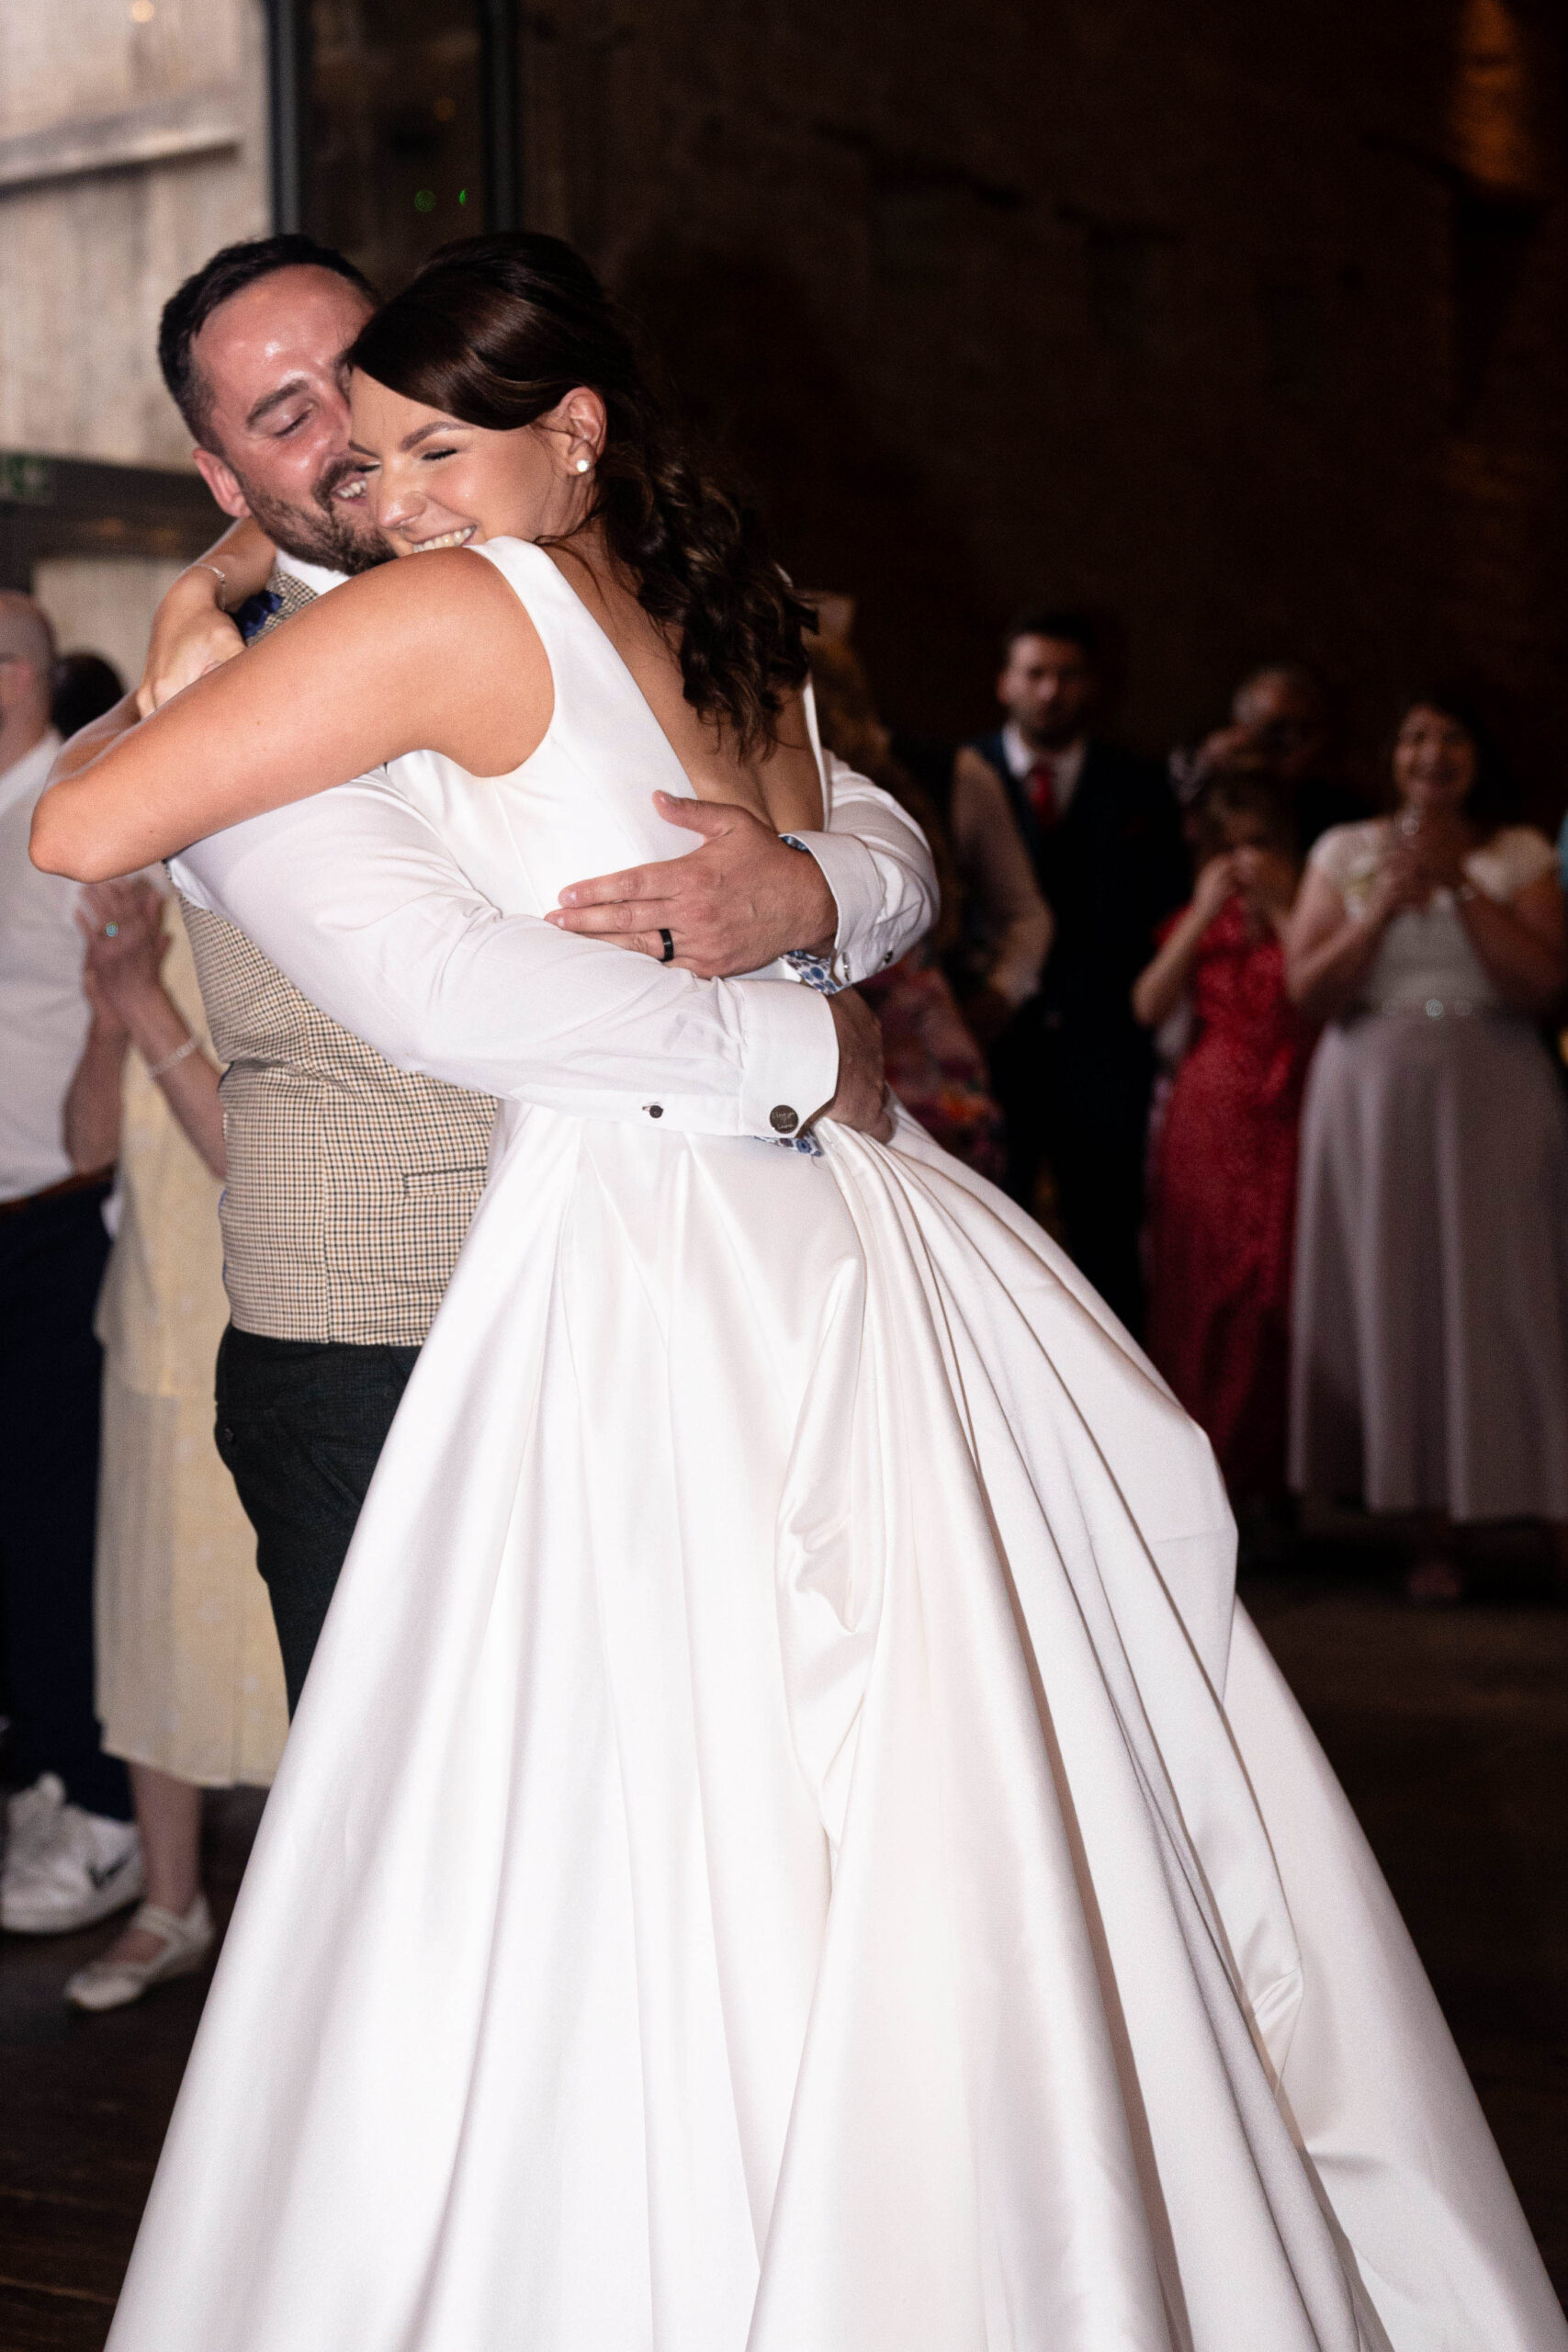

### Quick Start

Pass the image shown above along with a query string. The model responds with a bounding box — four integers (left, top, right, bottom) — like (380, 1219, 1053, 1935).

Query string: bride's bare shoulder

(255, 547, 552, 775)
(304, 546, 542, 662)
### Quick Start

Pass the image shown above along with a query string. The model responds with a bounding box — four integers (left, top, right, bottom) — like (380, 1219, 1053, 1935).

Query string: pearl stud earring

(575, 457, 592, 473)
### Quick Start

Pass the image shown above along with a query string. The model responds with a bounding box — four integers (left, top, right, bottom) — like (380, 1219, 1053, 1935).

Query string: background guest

(809, 635, 1010, 1178)
(913, 725, 1051, 1057)
(1134, 776, 1312, 1507)
(51, 651, 126, 743)
(962, 607, 1189, 1330)
(0, 593, 139, 1930)
(1173, 662, 1366, 854)
(1286, 692, 1568, 1600)
(59, 876, 288, 2009)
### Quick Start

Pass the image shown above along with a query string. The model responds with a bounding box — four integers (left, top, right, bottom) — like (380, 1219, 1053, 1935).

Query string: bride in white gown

(36, 233, 1565, 2352)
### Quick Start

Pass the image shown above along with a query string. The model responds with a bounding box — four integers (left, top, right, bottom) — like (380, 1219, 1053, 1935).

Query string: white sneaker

(65, 1894, 214, 2012)
(1, 1778, 143, 1934)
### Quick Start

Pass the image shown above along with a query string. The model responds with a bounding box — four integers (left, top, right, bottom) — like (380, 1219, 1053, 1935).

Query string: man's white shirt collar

(276, 548, 350, 598)
(1000, 723, 1085, 816)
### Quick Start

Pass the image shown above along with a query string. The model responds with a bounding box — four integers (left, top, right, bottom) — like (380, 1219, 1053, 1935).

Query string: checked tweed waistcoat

(179, 566, 498, 1346)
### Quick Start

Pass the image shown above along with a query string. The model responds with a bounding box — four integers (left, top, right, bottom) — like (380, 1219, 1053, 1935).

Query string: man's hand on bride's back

(822, 990, 895, 1142)
(547, 794, 838, 977)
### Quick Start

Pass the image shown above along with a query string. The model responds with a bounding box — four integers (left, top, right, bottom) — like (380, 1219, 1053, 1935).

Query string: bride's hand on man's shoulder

(821, 989, 895, 1142)
(137, 573, 246, 716)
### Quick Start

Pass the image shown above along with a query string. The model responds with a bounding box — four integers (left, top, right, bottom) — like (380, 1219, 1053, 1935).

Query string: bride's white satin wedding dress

(108, 541, 1563, 2352)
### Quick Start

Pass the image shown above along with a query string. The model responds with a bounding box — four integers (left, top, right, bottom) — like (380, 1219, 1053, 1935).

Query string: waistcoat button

(646, 1103, 664, 1119)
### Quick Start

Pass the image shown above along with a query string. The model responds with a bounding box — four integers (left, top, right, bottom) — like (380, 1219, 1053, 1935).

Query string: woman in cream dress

(62, 880, 287, 2008)
(1286, 694, 1568, 1598)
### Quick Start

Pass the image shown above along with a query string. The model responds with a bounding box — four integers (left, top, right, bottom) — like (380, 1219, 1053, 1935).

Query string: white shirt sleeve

(171, 775, 840, 1140)
(786, 754, 940, 986)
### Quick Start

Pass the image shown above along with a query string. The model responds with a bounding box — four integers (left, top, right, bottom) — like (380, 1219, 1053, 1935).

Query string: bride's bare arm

(31, 550, 546, 883)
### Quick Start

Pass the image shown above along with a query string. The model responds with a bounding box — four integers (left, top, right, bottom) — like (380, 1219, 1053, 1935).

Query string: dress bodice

(379, 537, 824, 989)
(1309, 818, 1557, 1015)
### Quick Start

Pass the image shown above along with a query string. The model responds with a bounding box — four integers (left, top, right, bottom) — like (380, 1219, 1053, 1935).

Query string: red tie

(1025, 756, 1057, 825)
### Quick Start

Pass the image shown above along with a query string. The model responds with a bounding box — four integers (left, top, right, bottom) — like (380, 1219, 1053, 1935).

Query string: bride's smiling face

(347, 372, 605, 557)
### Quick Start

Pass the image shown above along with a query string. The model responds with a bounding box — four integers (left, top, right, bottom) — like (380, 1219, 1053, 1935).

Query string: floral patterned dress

(860, 941, 1006, 1180)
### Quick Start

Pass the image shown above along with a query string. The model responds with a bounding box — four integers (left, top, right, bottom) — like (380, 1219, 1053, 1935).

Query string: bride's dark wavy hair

(346, 233, 812, 755)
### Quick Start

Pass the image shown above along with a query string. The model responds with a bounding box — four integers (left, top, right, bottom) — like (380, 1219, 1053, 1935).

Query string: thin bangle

(144, 1032, 201, 1081)
(183, 560, 231, 612)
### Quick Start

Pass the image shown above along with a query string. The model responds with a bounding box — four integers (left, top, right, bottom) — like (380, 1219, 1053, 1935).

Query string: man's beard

(231, 455, 390, 577)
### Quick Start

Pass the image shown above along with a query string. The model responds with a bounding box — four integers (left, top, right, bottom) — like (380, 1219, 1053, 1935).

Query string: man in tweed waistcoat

(122, 238, 935, 1713)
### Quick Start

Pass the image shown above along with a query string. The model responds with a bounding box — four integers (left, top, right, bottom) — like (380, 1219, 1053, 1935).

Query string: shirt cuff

(735, 978, 840, 1136)
(786, 830, 890, 987)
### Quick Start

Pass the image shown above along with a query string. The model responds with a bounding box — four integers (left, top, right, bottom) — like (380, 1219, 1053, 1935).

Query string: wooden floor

(2, 1542, 1565, 2346)
(0, 1783, 265, 2350)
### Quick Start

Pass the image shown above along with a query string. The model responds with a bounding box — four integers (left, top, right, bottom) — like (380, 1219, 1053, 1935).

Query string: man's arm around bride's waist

(170, 769, 913, 1140)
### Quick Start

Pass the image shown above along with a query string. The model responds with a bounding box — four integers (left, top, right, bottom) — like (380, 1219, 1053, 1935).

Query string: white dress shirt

(0, 729, 87, 1202)
(170, 552, 936, 1134)
(999, 722, 1086, 817)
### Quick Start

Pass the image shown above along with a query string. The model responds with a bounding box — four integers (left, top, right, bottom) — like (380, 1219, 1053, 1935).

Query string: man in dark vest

(957, 608, 1189, 1337)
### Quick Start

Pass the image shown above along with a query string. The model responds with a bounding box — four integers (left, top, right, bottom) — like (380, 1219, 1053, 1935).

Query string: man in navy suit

(958, 609, 1189, 1337)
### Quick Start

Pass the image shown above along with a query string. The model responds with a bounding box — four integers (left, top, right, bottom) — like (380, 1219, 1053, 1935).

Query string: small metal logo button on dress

(770, 1106, 799, 1135)
(645, 1103, 664, 1119)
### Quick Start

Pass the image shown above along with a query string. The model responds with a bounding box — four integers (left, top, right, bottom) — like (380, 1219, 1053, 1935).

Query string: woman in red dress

(1134, 778, 1314, 1500)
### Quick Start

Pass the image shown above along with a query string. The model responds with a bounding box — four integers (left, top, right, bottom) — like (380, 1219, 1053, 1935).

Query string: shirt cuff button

(769, 1105, 799, 1135)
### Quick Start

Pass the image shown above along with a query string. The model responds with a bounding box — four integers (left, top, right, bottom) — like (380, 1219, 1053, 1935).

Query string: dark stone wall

(520, 0, 1568, 809)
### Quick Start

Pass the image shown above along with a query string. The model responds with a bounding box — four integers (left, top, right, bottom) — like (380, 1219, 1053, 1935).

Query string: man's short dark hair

(158, 234, 378, 444)
(1001, 606, 1102, 668)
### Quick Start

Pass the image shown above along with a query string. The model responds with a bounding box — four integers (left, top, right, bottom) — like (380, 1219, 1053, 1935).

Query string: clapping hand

(1232, 843, 1300, 921)
(1191, 851, 1241, 926)
(1371, 809, 1474, 921)
(76, 879, 168, 1027)
(1366, 844, 1426, 923)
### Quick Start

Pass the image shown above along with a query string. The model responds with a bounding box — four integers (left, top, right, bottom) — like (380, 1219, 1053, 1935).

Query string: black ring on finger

(659, 927, 675, 964)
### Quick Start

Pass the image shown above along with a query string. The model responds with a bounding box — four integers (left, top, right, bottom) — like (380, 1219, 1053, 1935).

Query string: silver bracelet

(144, 1032, 201, 1080)
(183, 560, 231, 612)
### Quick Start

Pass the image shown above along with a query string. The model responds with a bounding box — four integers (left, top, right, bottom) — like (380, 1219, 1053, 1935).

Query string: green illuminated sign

(0, 452, 52, 505)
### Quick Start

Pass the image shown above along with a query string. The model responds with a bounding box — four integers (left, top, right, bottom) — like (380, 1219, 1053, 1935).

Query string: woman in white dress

(34, 235, 1566, 2352)
(1285, 695, 1568, 1600)
(65, 880, 288, 2010)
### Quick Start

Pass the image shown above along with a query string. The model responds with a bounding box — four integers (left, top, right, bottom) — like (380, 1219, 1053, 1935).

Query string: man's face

(189, 266, 386, 573)
(1230, 672, 1327, 783)
(998, 634, 1099, 751)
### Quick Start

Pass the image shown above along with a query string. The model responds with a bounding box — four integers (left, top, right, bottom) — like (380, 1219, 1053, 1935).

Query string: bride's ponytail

(346, 233, 812, 758)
